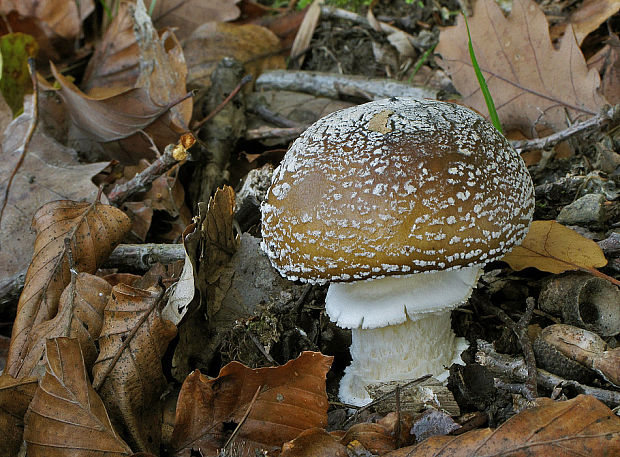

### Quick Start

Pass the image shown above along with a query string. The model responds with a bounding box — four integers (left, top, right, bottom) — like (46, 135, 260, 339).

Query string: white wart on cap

(261, 98, 535, 284)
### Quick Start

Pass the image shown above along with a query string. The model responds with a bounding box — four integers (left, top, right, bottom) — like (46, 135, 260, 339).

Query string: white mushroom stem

(325, 267, 480, 406)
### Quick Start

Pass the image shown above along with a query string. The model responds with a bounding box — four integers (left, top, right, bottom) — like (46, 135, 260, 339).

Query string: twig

(394, 384, 401, 449)
(107, 143, 181, 205)
(245, 328, 276, 365)
(192, 74, 252, 130)
(221, 385, 262, 455)
(0, 59, 38, 227)
(481, 298, 538, 400)
(343, 374, 432, 427)
(93, 286, 165, 391)
(511, 104, 619, 153)
(476, 339, 620, 406)
(248, 104, 299, 128)
(103, 243, 185, 271)
(245, 125, 308, 141)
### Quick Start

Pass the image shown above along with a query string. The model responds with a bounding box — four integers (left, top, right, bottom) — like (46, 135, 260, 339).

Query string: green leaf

(0, 33, 38, 118)
(463, 12, 503, 134)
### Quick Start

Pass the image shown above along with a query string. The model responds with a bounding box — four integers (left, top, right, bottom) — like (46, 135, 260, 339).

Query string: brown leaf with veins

(569, 0, 620, 45)
(5, 200, 131, 378)
(171, 352, 333, 457)
(16, 273, 112, 379)
(81, 2, 139, 95)
(280, 428, 348, 457)
(502, 220, 608, 275)
(24, 338, 132, 457)
(0, 94, 108, 297)
(384, 395, 620, 456)
(151, 0, 241, 41)
(92, 283, 177, 454)
(0, 374, 37, 457)
(436, 0, 606, 136)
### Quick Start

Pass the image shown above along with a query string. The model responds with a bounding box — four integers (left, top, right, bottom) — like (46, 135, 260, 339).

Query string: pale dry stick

(511, 104, 620, 153)
(0, 59, 38, 228)
(476, 339, 620, 406)
(245, 125, 308, 141)
(92, 286, 165, 391)
(104, 243, 185, 271)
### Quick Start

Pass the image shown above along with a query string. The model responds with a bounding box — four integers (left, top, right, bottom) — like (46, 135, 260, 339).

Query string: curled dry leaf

(280, 428, 348, 457)
(15, 273, 112, 379)
(92, 283, 177, 454)
(171, 351, 333, 457)
(436, 0, 606, 136)
(0, 94, 108, 301)
(569, 0, 620, 45)
(0, 374, 37, 457)
(502, 220, 608, 275)
(5, 200, 131, 378)
(0, 0, 94, 40)
(81, 2, 139, 95)
(384, 395, 620, 456)
(24, 338, 132, 457)
(341, 422, 396, 455)
(184, 22, 285, 89)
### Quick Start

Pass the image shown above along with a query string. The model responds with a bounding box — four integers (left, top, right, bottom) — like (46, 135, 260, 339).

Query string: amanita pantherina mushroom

(261, 98, 535, 406)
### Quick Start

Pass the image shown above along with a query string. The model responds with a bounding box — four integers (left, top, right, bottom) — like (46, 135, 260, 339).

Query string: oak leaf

(16, 273, 112, 379)
(5, 200, 131, 378)
(0, 374, 37, 457)
(23, 338, 132, 457)
(502, 220, 607, 274)
(171, 352, 333, 457)
(384, 395, 620, 456)
(92, 283, 177, 454)
(569, 0, 620, 45)
(436, 0, 606, 136)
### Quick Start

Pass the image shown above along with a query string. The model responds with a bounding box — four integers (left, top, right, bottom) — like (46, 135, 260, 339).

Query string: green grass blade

(463, 12, 503, 134)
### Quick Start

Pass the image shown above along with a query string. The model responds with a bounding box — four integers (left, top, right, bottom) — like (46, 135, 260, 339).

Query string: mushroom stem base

(339, 311, 467, 406)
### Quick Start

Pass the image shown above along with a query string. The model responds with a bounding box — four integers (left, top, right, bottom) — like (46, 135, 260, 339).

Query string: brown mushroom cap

(261, 98, 534, 284)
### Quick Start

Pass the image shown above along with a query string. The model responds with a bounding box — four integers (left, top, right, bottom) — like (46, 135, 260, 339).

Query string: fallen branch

(511, 104, 619, 153)
(103, 243, 185, 271)
(476, 339, 620, 407)
(245, 125, 308, 141)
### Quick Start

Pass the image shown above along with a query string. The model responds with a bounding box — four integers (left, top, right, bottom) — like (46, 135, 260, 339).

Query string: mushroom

(260, 98, 535, 406)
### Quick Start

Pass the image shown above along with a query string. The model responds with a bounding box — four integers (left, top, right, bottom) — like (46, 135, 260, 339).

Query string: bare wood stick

(103, 243, 185, 271)
(511, 105, 619, 153)
(245, 125, 308, 141)
(476, 339, 620, 406)
(107, 143, 181, 205)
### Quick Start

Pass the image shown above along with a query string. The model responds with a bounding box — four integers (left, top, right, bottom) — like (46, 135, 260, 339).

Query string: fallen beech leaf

(5, 200, 131, 378)
(184, 22, 285, 89)
(570, 0, 620, 45)
(171, 351, 333, 457)
(0, 0, 94, 40)
(92, 283, 177, 454)
(81, 2, 139, 94)
(437, 0, 606, 136)
(0, 95, 108, 300)
(23, 338, 132, 457)
(0, 374, 37, 457)
(502, 220, 607, 275)
(384, 395, 620, 456)
(0, 33, 38, 117)
(16, 273, 112, 379)
(199, 186, 239, 320)
(281, 428, 348, 457)
(163, 223, 197, 325)
(341, 422, 395, 455)
(152, 0, 240, 41)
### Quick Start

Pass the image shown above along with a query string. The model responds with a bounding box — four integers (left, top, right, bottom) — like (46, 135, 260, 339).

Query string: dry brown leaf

(198, 186, 239, 320)
(15, 273, 112, 379)
(92, 283, 177, 454)
(132, 0, 192, 135)
(0, 374, 37, 457)
(5, 200, 131, 378)
(0, 94, 108, 300)
(171, 352, 333, 457)
(341, 422, 396, 455)
(0, 0, 94, 40)
(81, 2, 139, 94)
(436, 0, 606, 136)
(569, 0, 620, 45)
(23, 338, 132, 457)
(151, 0, 241, 41)
(280, 428, 348, 457)
(588, 36, 620, 105)
(502, 220, 608, 275)
(184, 22, 285, 89)
(384, 395, 620, 456)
